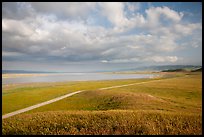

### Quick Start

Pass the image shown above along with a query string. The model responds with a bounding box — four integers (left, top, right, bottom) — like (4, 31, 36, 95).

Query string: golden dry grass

(2, 72, 202, 135)
(2, 110, 202, 135)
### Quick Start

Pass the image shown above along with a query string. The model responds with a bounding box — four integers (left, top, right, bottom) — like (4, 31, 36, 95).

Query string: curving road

(2, 90, 84, 119)
(2, 78, 170, 119)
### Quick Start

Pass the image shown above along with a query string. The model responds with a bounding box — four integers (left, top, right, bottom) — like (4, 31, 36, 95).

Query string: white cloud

(2, 51, 25, 57)
(2, 19, 34, 36)
(99, 2, 146, 33)
(101, 60, 108, 63)
(127, 2, 140, 12)
(157, 36, 177, 52)
(166, 56, 178, 62)
(148, 56, 178, 63)
(110, 58, 140, 63)
(174, 23, 202, 36)
(151, 56, 165, 62)
(30, 2, 96, 19)
(145, 6, 183, 27)
(2, 2, 202, 68)
(99, 2, 127, 27)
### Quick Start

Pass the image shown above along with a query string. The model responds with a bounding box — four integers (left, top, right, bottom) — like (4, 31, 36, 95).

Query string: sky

(2, 2, 202, 72)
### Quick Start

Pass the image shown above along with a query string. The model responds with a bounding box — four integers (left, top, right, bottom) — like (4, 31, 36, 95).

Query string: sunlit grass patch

(2, 78, 152, 114)
(28, 72, 202, 114)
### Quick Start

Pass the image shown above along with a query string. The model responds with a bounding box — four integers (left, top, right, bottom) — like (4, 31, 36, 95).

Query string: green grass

(2, 78, 151, 114)
(28, 72, 202, 114)
(2, 72, 202, 135)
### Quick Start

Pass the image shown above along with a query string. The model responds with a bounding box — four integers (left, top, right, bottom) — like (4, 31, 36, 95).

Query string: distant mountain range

(2, 70, 60, 74)
(161, 67, 202, 72)
(2, 65, 202, 74)
(191, 67, 202, 72)
(113, 65, 202, 72)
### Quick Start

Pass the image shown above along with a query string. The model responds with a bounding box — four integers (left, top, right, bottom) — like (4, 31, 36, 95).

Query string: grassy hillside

(2, 72, 202, 135)
(2, 110, 201, 135)
(28, 72, 201, 113)
(2, 79, 152, 114)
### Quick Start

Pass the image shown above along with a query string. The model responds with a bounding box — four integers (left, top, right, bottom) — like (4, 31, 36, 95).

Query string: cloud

(99, 2, 127, 27)
(127, 2, 140, 12)
(30, 2, 96, 19)
(99, 2, 146, 33)
(2, 19, 35, 36)
(148, 56, 178, 63)
(145, 6, 183, 27)
(101, 60, 108, 63)
(2, 2, 35, 20)
(167, 56, 178, 62)
(2, 2, 202, 70)
(173, 23, 202, 36)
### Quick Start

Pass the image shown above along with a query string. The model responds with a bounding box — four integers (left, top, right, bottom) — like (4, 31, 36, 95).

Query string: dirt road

(2, 78, 169, 119)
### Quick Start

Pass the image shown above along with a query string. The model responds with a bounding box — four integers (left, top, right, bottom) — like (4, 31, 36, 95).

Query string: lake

(2, 73, 158, 85)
